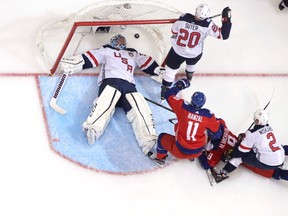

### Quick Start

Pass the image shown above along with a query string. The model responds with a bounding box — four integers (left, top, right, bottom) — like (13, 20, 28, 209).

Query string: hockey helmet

(253, 109, 269, 125)
(195, 4, 210, 20)
(110, 34, 127, 50)
(191, 91, 206, 109)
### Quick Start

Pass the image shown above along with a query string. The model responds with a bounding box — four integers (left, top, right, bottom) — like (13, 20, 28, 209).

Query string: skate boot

(211, 168, 229, 183)
(147, 152, 168, 167)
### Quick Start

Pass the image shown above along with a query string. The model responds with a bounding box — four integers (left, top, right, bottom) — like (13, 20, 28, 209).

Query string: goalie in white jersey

(161, 4, 232, 100)
(211, 109, 287, 183)
(60, 34, 164, 155)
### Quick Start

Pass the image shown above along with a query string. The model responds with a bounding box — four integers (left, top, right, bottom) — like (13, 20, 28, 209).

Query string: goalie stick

(49, 34, 85, 114)
(206, 89, 276, 186)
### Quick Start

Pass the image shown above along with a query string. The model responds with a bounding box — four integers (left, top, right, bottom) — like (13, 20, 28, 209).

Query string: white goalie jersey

(82, 45, 156, 85)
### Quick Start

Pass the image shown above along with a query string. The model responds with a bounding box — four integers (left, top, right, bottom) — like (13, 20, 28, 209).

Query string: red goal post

(36, 0, 183, 75)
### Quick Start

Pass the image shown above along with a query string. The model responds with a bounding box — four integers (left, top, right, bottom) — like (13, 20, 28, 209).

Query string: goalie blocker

(82, 85, 157, 155)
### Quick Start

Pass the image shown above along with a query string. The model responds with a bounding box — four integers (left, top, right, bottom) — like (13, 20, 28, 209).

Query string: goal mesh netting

(36, 0, 183, 75)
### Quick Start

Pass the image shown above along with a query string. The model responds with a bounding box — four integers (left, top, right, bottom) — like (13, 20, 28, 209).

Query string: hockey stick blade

(50, 97, 67, 114)
(49, 73, 69, 115)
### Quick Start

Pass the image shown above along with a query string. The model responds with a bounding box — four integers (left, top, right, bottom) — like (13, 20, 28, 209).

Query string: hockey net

(36, 0, 183, 75)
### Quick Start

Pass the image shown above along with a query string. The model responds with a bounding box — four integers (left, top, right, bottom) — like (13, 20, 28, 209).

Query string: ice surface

(0, 0, 288, 216)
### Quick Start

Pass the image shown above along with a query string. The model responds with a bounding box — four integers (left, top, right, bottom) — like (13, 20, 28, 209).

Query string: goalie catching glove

(151, 66, 165, 83)
(60, 54, 84, 74)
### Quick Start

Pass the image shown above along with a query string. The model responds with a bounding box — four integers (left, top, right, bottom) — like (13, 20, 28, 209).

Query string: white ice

(0, 0, 288, 216)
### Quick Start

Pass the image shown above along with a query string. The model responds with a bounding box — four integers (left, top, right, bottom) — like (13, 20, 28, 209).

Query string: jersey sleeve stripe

(239, 144, 252, 152)
(86, 51, 99, 66)
(139, 56, 152, 69)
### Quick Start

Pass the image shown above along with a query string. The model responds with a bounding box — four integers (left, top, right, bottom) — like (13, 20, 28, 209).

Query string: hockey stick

(247, 88, 275, 130)
(49, 34, 85, 114)
(144, 97, 174, 113)
(208, 13, 221, 19)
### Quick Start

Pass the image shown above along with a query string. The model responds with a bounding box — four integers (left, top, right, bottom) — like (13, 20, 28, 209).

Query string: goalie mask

(110, 34, 127, 50)
(195, 4, 210, 20)
(253, 109, 269, 125)
(191, 91, 206, 109)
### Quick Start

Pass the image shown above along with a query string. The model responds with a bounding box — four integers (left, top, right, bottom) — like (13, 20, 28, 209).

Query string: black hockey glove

(222, 7, 231, 23)
(222, 148, 233, 163)
(173, 78, 190, 90)
(237, 133, 246, 143)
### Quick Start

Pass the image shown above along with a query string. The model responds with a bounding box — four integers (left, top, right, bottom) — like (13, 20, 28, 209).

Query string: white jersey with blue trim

(171, 13, 223, 58)
(240, 125, 285, 166)
(83, 45, 154, 85)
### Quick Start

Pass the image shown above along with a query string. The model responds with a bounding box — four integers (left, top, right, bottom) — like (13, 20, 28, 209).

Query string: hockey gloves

(60, 54, 84, 74)
(222, 7, 231, 23)
(173, 78, 190, 90)
(198, 152, 212, 170)
(151, 66, 165, 83)
(161, 78, 189, 100)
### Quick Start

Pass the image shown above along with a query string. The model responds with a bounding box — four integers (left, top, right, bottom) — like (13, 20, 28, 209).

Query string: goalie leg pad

(82, 85, 121, 144)
(125, 92, 157, 154)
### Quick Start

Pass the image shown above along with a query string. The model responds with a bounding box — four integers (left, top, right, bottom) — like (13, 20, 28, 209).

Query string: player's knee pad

(164, 66, 178, 83)
(82, 85, 121, 141)
(125, 92, 157, 154)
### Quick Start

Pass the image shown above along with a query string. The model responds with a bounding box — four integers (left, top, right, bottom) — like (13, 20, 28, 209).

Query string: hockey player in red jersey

(59, 34, 164, 155)
(160, 4, 232, 100)
(148, 78, 222, 165)
(197, 118, 238, 170)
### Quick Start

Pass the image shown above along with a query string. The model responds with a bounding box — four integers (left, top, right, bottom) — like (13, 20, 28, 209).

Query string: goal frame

(50, 19, 177, 75)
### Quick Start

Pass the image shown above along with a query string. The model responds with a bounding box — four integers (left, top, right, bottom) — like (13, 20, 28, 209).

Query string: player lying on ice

(60, 34, 165, 155)
(148, 78, 223, 166)
(197, 109, 288, 184)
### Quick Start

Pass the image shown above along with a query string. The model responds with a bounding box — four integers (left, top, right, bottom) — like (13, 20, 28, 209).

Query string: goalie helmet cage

(36, 0, 183, 75)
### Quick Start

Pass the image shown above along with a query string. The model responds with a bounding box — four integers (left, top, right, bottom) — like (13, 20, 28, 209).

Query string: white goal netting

(36, 0, 183, 74)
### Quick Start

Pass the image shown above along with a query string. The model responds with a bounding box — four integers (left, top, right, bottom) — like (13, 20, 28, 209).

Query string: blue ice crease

(39, 75, 176, 174)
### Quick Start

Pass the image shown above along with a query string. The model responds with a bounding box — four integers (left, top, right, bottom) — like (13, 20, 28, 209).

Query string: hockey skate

(147, 151, 167, 167)
(210, 168, 229, 183)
